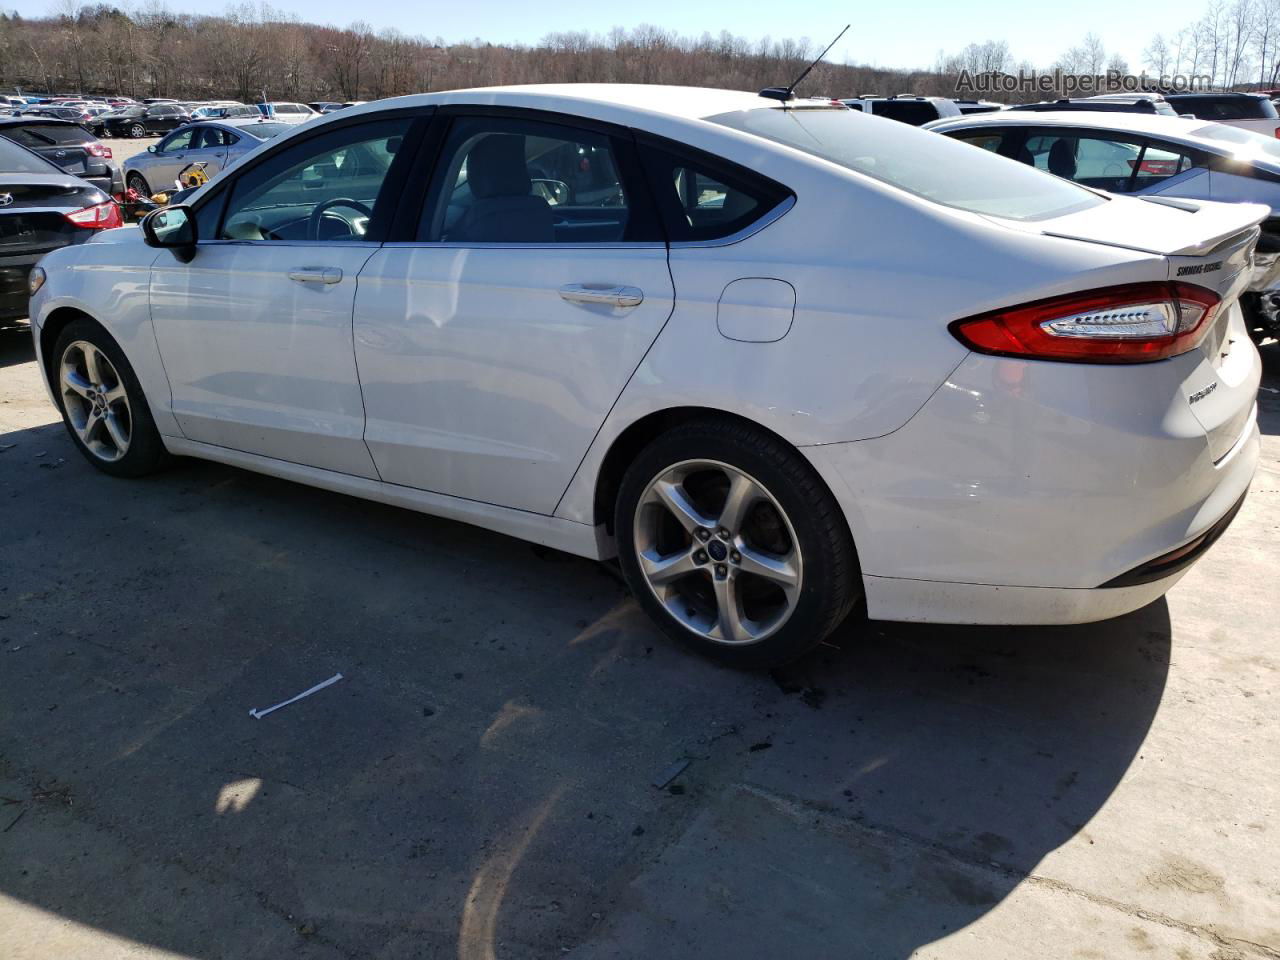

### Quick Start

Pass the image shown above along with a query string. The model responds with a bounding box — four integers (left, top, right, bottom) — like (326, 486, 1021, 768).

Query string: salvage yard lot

(0, 323, 1277, 959)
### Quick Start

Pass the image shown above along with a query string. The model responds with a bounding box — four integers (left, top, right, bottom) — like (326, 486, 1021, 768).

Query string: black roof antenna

(759, 24, 851, 103)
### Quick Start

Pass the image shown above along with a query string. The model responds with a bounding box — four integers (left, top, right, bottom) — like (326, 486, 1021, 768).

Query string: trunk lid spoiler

(1036, 195, 1268, 256)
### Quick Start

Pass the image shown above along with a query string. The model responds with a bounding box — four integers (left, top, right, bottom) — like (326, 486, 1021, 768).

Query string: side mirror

(140, 205, 197, 262)
(147, 144, 157, 153)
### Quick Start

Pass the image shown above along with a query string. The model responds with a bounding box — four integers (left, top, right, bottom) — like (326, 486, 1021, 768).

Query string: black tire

(129, 122, 146, 139)
(615, 418, 861, 668)
(126, 172, 150, 197)
(51, 318, 167, 478)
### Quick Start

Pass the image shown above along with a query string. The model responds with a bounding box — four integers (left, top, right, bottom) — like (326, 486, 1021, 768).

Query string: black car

(101, 104, 191, 139)
(0, 118, 122, 196)
(1007, 95, 1178, 116)
(0, 137, 121, 320)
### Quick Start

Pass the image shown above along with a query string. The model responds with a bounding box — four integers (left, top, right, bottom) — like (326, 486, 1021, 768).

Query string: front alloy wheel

(130, 122, 146, 138)
(59, 340, 132, 462)
(634, 460, 801, 645)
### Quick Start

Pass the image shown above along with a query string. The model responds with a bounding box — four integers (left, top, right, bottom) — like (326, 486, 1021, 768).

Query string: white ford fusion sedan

(28, 85, 1262, 666)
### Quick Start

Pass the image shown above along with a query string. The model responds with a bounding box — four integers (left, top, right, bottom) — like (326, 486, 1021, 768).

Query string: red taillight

(949, 282, 1220, 364)
(64, 200, 123, 230)
(1274, 126, 1280, 138)
(86, 142, 112, 159)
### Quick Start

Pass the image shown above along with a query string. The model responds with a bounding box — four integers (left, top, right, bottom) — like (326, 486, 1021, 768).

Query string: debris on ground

(248, 672, 343, 719)
(650, 758, 690, 789)
(748, 741, 773, 752)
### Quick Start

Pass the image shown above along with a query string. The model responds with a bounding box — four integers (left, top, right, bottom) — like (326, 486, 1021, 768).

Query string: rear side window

(711, 107, 1104, 222)
(637, 140, 792, 243)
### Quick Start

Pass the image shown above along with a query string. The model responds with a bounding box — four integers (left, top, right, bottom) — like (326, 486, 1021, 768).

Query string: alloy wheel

(130, 123, 145, 138)
(59, 340, 132, 463)
(632, 459, 802, 645)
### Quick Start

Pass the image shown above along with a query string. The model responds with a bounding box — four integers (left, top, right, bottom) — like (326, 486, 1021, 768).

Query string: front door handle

(289, 267, 343, 285)
(558, 283, 644, 308)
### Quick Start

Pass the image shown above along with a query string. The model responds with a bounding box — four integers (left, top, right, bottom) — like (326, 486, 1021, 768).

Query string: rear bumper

(0, 250, 40, 320)
(804, 348, 1260, 626)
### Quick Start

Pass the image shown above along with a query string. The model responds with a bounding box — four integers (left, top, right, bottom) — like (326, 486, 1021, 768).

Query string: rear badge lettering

(1188, 381, 1218, 404)
(1177, 261, 1223, 277)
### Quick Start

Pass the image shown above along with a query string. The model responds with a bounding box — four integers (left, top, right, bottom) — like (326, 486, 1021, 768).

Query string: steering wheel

(308, 197, 373, 241)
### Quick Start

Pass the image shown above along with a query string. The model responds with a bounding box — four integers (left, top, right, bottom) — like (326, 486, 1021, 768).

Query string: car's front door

(150, 111, 424, 476)
(352, 111, 675, 514)
(149, 127, 196, 188)
(182, 126, 233, 180)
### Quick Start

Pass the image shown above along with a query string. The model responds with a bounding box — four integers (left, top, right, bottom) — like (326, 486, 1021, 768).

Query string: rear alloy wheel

(129, 122, 146, 138)
(53, 319, 166, 478)
(616, 420, 860, 667)
(126, 172, 150, 197)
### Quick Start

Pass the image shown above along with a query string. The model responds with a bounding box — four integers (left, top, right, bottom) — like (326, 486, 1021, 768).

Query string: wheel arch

(39, 306, 98, 386)
(590, 405, 851, 541)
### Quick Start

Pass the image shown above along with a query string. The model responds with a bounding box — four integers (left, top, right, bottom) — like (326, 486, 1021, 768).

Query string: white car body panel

(28, 85, 1264, 628)
(150, 242, 381, 478)
(354, 245, 676, 513)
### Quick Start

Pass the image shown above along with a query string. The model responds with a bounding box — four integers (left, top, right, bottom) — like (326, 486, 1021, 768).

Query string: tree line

(0, 5, 940, 103)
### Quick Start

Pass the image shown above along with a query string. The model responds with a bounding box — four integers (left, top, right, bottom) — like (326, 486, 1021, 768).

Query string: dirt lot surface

(0, 321, 1277, 960)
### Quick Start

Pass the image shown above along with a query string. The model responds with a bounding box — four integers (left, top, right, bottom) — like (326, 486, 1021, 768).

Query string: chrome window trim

(669, 194, 796, 249)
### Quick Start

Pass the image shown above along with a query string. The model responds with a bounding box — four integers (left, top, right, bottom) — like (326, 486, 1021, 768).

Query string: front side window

(218, 116, 412, 242)
(420, 116, 634, 244)
(159, 129, 196, 153)
(711, 106, 1104, 221)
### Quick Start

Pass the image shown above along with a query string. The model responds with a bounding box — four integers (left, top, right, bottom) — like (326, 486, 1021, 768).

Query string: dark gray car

(122, 120, 292, 195)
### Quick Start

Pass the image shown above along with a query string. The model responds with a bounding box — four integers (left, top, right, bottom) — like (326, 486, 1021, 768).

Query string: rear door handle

(558, 283, 644, 308)
(288, 267, 343, 285)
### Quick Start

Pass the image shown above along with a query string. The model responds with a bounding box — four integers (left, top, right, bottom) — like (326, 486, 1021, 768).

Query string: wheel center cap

(707, 540, 728, 562)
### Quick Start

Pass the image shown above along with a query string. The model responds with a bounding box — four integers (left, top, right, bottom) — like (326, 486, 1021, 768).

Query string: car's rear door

(352, 108, 675, 514)
(149, 109, 427, 475)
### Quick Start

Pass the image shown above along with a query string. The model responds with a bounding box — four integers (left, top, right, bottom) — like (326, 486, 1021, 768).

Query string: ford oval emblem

(0, 193, 13, 206)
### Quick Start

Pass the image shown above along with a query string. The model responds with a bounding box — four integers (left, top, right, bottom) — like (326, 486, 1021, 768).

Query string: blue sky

(16, 0, 1213, 72)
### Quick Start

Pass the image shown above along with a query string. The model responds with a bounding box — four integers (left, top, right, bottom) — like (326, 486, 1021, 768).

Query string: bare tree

(1144, 33, 1172, 75)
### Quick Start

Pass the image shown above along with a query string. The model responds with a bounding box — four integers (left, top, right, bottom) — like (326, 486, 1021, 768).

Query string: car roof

(334, 84, 827, 130)
(925, 109, 1242, 147)
(1165, 91, 1268, 99)
(0, 116, 78, 127)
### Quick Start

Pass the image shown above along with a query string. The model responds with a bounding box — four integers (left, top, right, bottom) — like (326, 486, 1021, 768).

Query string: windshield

(1192, 123, 1280, 167)
(0, 137, 59, 174)
(709, 107, 1104, 222)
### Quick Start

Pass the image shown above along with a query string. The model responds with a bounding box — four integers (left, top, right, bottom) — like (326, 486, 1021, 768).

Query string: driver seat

(450, 135, 554, 243)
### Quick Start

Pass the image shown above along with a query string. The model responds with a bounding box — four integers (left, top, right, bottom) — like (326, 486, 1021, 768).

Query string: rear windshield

(1192, 122, 1280, 164)
(709, 108, 1104, 222)
(1169, 96, 1277, 120)
(872, 101, 940, 126)
(12, 123, 91, 145)
(0, 137, 58, 174)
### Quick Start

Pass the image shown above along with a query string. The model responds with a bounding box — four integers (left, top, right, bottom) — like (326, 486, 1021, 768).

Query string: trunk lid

(0, 178, 104, 256)
(1017, 194, 1263, 463)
